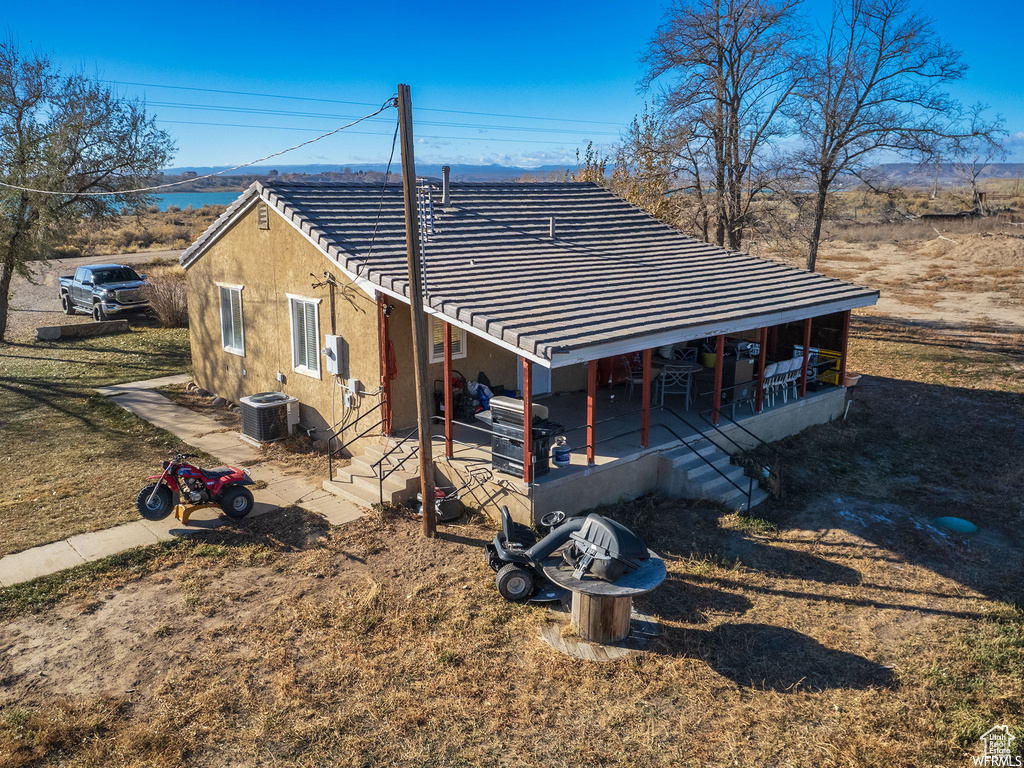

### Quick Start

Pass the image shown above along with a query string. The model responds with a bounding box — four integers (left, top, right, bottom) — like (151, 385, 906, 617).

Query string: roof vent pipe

(441, 165, 451, 207)
(549, 216, 556, 239)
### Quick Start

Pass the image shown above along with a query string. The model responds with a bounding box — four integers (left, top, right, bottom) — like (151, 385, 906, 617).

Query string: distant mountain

(872, 162, 1024, 185)
(162, 163, 572, 182)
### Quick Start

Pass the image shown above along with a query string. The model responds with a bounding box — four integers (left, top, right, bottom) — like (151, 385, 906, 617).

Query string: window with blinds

(290, 297, 320, 376)
(429, 316, 467, 364)
(219, 286, 244, 355)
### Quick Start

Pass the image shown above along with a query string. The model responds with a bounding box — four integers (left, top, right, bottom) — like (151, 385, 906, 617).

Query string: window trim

(287, 293, 322, 379)
(428, 315, 468, 365)
(217, 283, 245, 357)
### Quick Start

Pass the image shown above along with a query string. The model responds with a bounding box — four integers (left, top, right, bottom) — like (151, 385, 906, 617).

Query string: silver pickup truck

(58, 264, 150, 321)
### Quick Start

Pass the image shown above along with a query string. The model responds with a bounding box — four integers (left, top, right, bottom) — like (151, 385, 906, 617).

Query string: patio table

(655, 360, 702, 408)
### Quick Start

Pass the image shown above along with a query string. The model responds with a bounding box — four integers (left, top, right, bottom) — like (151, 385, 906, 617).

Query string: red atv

(136, 453, 255, 521)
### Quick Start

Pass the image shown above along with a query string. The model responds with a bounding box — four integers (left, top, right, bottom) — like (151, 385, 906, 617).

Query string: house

(180, 175, 878, 523)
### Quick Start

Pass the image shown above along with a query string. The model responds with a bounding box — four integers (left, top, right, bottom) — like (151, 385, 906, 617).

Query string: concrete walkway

(0, 375, 363, 587)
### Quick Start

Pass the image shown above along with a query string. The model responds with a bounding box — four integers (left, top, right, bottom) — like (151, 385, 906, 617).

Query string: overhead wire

(144, 99, 621, 137)
(0, 97, 398, 197)
(103, 79, 626, 126)
(158, 119, 597, 146)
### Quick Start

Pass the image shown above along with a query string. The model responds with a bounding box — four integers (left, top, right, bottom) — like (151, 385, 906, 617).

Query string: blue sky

(5, 0, 1023, 168)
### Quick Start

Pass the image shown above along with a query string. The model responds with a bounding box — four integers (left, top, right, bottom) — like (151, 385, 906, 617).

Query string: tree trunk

(0, 260, 14, 343)
(805, 185, 829, 272)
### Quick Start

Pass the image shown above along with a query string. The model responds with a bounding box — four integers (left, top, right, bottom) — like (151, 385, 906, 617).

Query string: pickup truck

(58, 264, 150, 321)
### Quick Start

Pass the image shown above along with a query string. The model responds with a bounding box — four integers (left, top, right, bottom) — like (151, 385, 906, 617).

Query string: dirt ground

(817, 230, 1023, 331)
(0, 226, 1021, 766)
(5, 250, 182, 341)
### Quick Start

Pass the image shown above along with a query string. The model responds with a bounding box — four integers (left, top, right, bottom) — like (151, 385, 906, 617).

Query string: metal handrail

(330, 400, 383, 444)
(327, 400, 385, 482)
(651, 407, 754, 510)
(377, 427, 420, 503)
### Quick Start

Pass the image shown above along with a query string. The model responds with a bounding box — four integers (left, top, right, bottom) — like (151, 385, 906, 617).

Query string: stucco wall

(185, 201, 381, 445)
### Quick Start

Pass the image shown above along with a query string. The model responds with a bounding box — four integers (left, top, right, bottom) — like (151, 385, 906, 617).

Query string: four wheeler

(136, 452, 255, 522)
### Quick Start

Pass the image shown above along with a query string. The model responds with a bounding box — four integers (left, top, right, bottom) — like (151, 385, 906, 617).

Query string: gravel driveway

(5, 250, 183, 341)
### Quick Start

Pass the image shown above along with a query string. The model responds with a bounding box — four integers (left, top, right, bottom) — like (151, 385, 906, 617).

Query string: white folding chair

(761, 361, 779, 407)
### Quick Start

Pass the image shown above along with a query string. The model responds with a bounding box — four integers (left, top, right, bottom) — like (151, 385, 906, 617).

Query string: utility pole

(397, 83, 436, 537)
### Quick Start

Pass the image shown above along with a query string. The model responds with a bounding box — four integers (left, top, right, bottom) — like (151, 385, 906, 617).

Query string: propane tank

(552, 436, 571, 467)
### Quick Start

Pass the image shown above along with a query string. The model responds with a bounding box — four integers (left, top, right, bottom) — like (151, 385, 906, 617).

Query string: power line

(157, 119, 597, 146)
(0, 99, 397, 197)
(146, 100, 622, 137)
(105, 79, 626, 127)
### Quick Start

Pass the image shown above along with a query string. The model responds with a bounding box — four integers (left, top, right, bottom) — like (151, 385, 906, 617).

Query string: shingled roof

(181, 180, 878, 367)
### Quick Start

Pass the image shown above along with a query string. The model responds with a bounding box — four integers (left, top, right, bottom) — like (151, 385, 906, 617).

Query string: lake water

(151, 192, 243, 211)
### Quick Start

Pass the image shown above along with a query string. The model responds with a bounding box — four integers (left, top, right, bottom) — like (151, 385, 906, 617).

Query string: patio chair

(672, 347, 698, 362)
(780, 357, 802, 403)
(761, 361, 779, 407)
(621, 355, 646, 400)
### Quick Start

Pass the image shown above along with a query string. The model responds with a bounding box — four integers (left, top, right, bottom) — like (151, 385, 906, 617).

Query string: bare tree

(0, 42, 174, 339)
(947, 103, 1006, 214)
(641, 0, 803, 249)
(786, 0, 966, 271)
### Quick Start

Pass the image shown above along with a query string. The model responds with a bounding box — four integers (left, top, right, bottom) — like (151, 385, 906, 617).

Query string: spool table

(543, 549, 666, 645)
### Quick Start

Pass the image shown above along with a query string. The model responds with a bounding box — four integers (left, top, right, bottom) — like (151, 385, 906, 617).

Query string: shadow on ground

(655, 622, 896, 692)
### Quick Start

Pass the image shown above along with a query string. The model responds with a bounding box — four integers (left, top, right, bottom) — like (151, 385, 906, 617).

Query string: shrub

(142, 273, 189, 328)
(50, 244, 83, 258)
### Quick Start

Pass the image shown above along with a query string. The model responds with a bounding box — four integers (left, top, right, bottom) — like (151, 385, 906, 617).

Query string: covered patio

(408, 307, 857, 521)
(429, 309, 854, 479)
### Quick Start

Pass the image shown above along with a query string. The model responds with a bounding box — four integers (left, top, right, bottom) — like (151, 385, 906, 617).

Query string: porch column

(641, 348, 652, 448)
(522, 358, 533, 484)
(377, 295, 393, 436)
(755, 326, 768, 413)
(443, 320, 453, 459)
(587, 359, 597, 465)
(712, 334, 724, 426)
(838, 310, 851, 384)
(799, 317, 812, 398)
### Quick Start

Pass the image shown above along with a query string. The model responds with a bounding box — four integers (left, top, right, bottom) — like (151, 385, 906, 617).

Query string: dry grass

(1, 489, 1020, 767)
(1, 312, 1022, 766)
(0, 329, 193, 557)
(60, 207, 227, 257)
(141, 272, 189, 328)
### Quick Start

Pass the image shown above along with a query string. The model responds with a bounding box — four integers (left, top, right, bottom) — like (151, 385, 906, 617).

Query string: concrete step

(322, 478, 381, 506)
(693, 464, 749, 496)
(664, 441, 719, 468)
(682, 454, 734, 483)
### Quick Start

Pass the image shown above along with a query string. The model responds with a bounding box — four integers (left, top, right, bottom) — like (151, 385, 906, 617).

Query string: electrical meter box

(322, 334, 349, 377)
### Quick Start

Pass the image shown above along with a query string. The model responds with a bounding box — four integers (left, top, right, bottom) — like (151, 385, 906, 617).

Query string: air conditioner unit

(239, 392, 299, 442)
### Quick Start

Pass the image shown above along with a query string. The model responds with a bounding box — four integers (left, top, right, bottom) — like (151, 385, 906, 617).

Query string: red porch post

(522, 358, 533, 484)
(755, 326, 768, 413)
(641, 348, 652, 448)
(586, 359, 597, 465)
(443, 320, 453, 458)
(712, 334, 725, 426)
(799, 317, 812, 398)
(377, 295, 393, 436)
(838, 310, 851, 384)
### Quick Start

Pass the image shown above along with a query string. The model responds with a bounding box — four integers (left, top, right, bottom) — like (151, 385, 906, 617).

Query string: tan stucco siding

(386, 302, 521, 432)
(185, 202, 381, 441)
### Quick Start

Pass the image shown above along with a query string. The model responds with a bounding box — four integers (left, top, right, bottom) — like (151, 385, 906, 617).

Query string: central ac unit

(239, 392, 299, 442)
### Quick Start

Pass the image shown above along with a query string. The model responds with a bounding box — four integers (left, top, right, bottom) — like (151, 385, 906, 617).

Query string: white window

(288, 295, 321, 378)
(218, 284, 244, 356)
(429, 316, 467, 364)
